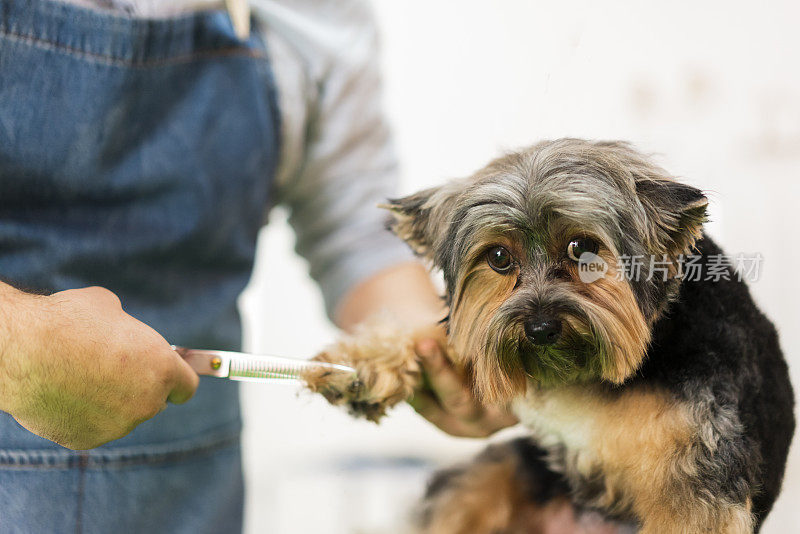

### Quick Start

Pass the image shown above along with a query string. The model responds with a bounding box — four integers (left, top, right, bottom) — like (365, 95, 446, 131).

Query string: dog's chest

(511, 383, 694, 499)
(512, 386, 600, 452)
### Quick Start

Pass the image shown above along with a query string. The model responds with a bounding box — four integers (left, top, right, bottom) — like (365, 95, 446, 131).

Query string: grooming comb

(172, 346, 356, 385)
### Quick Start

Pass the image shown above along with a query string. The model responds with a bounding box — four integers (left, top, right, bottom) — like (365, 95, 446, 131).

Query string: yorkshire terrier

(304, 139, 795, 533)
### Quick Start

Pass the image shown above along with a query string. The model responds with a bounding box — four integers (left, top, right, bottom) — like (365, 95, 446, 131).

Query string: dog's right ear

(381, 181, 463, 261)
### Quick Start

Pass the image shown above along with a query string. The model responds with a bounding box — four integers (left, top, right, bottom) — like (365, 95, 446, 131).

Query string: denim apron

(0, 0, 280, 531)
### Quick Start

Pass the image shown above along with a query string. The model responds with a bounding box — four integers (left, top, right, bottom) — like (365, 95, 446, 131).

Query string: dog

(304, 139, 795, 533)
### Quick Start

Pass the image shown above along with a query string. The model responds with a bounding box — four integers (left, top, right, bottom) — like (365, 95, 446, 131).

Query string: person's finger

(410, 395, 477, 437)
(482, 405, 520, 431)
(408, 388, 444, 418)
(415, 339, 479, 419)
(414, 338, 440, 359)
(408, 389, 469, 435)
(166, 349, 200, 404)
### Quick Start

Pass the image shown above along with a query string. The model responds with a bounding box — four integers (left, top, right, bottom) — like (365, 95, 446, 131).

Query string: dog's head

(385, 139, 707, 403)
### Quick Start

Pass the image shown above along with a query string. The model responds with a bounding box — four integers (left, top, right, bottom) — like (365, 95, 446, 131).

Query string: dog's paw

(302, 320, 421, 422)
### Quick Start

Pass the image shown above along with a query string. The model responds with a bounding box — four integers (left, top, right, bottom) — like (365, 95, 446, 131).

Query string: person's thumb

(415, 338, 444, 366)
(416, 338, 440, 356)
(166, 350, 200, 404)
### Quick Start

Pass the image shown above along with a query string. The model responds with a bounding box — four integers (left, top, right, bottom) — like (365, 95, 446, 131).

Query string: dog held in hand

(305, 139, 795, 533)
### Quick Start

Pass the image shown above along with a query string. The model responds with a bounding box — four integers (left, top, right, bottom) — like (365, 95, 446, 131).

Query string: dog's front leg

(303, 318, 441, 422)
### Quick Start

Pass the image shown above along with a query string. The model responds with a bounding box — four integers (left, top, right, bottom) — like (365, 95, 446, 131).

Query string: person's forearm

(334, 261, 445, 332)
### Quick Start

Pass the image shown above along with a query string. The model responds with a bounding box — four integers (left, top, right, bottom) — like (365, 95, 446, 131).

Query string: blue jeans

(0, 0, 280, 531)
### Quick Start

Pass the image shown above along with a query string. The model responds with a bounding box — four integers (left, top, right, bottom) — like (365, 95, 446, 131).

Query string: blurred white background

(240, 1, 800, 532)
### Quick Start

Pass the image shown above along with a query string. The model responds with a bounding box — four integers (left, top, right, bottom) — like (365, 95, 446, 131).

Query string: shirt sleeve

(256, 0, 414, 320)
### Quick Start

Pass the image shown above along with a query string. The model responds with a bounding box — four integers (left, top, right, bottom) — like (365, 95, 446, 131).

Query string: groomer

(0, 0, 523, 531)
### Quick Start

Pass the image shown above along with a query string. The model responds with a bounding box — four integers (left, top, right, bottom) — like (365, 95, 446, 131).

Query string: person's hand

(0, 285, 199, 450)
(408, 336, 519, 437)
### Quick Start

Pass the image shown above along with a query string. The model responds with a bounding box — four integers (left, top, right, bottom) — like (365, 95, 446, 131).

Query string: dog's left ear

(635, 178, 708, 257)
(381, 181, 463, 261)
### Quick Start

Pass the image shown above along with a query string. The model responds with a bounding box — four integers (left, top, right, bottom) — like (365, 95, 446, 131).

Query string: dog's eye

(487, 246, 514, 273)
(567, 237, 599, 262)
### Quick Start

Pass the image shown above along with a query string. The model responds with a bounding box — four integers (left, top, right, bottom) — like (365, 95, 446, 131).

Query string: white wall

(241, 1, 800, 531)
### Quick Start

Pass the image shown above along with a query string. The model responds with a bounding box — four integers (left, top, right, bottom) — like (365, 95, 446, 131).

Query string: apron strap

(225, 0, 251, 40)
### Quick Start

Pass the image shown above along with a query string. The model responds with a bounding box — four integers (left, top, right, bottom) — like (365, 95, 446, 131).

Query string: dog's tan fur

(515, 384, 753, 533)
(449, 237, 524, 403)
(573, 248, 651, 385)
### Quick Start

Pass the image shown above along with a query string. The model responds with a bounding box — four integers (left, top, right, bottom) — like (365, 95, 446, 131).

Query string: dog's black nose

(525, 318, 562, 345)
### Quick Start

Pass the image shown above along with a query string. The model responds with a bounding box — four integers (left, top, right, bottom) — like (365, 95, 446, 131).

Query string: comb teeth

(228, 357, 308, 381)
